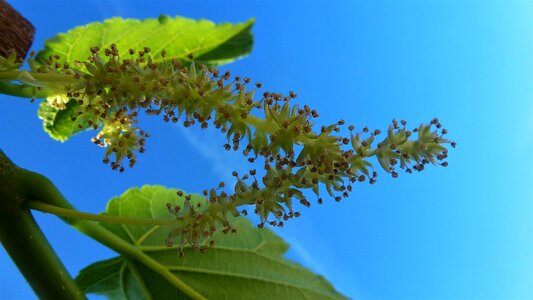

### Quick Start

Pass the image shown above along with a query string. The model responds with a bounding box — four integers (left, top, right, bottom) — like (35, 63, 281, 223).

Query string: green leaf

(36, 15, 255, 67)
(76, 185, 346, 300)
(38, 99, 95, 142)
(36, 16, 254, 142)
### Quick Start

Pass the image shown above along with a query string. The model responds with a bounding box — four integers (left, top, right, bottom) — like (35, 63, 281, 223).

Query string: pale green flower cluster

(28, 45, 454, 252)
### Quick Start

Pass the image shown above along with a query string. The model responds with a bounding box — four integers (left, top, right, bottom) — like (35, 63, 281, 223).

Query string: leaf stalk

(26, 200, 180, 226)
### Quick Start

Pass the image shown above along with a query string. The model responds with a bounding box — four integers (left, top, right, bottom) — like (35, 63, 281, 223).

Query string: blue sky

(1, 1, 532, 299)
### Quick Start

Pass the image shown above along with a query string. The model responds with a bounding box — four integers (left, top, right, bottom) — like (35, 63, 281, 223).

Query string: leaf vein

(136, 225, 160, 246)
(168, 267, 338, 299)
(125, 259, 154, 300)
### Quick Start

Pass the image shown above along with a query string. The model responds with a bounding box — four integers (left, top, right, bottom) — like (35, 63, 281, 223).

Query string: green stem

(0, 69, 83, 99)
(1, 150, 205, 300)
(0, 152, 85, 300)
(34, 181, 206, 300)
(0, 70, 79, 84)
(0, 81, 56, 98)
(0, 208, 86, 300)
(71, 216, 206, 300)
(27, 200, 180, 226)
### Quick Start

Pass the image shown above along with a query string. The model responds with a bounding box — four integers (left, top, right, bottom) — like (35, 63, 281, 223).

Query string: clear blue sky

(1, 1, 532, 299)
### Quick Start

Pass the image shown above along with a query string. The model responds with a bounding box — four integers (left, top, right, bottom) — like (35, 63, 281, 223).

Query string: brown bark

(0, 0, 34, 60)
